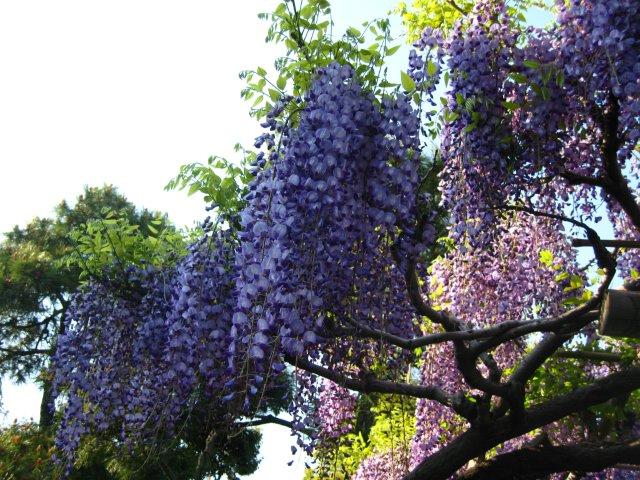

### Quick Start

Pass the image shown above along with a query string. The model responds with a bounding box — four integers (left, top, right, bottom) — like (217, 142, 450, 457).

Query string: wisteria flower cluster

(228, 62, 426, 405)
(52, 226, 238, 469)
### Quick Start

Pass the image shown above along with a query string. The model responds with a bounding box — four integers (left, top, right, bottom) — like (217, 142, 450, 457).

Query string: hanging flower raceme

(316, 379, 357, 440)
(228, 62, 427, 408)
(51, 227, 238, 470)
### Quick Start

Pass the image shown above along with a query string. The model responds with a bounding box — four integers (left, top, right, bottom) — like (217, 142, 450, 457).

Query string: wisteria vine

(50, 1, 640, 479)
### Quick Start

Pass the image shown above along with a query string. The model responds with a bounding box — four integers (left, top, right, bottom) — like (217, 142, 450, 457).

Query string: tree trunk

(39, 367, 54, 429)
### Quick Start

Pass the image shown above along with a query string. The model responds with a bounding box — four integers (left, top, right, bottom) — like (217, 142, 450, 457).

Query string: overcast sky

(0, 1, 405, 478)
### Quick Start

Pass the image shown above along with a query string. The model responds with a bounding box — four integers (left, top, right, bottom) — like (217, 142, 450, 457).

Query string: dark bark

(403, 367, 640, 480)
(572, 239, 640, 249)
(39, 371, 54, 429)
(554, 350, 623, 362)
(285, 354, 478, 420)
(459, 440, 640, 480)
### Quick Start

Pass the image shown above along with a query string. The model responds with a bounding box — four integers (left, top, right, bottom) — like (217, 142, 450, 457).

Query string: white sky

(0, 1, 404, 478)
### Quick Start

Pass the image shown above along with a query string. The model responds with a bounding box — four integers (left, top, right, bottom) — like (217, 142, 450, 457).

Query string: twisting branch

(572, 238, 640, 249)
(447, 0, 468, 15)
(554, 350, 623, 362)
(492, 333, 573, 419)
(468, 308, 601, 357)
(238, 414, 313, 436)
(458, 440, 640, 480)
(497, 204, 616, 271)
(284, 354, 478, 421)
(404, 367, 640, 480)
(403, 259, 462, 332)
(561, 169, 605, 188)
(564, 92, 640, 232)
(338, 309, 599, 352)
(509, 333, 572, 388)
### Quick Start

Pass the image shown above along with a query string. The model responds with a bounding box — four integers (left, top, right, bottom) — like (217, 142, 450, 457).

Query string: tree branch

(572, 238, 640, 249)
(404, 367, 640, 480)
(554, 349, 624, 362)
(561, 169, 605, 188)
(238, 414, 313, 436)
(459, 440, 640, 480)
(447, 0, 468, 15)
(285, 354, 477, 420)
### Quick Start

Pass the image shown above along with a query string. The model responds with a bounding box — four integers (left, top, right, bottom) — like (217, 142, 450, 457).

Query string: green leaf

(268, 88, 280, 101)
(276, 75, 287, 90)
(385, 44, 401, 56)
(256, 66, 267, 77)
(400, 71, 416, 92)
(502, 100, 519, 111)
(427, 60, 437, 76)
(539, 249, 554, 267)
(284, 38, 297, 50)
(347, 26, 361, 38)
(523, 60, 540, 69)
(379, 80, 397, 88)
(187, 183, 200, 196)
(299, 4, 315, 19)
(509, 72, 528, 84)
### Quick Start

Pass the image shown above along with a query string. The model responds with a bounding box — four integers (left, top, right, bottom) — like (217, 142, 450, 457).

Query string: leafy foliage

(397, 0, 552, 42)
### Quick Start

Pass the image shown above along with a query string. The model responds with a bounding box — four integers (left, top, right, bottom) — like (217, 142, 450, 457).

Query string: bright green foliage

(242, 0, 405, 121)
(397, 0, 552, 42)
(165, 148, 256, 222)
(65, 208, 186, 283)
(397, 0, 475, 40)
(366, 395, 416, 457)
(305, 433, 371, 480)
(306, 394, 415, 479)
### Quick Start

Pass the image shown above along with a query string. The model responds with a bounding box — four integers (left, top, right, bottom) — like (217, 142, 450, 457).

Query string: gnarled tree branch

(459, 440, 640, 480)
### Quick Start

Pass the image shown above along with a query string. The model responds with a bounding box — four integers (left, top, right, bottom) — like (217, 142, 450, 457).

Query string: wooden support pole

(599, 290, 640, 339)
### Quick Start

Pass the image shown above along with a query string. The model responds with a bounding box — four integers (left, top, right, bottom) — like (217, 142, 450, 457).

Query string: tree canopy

(45, 1, 640, 479)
